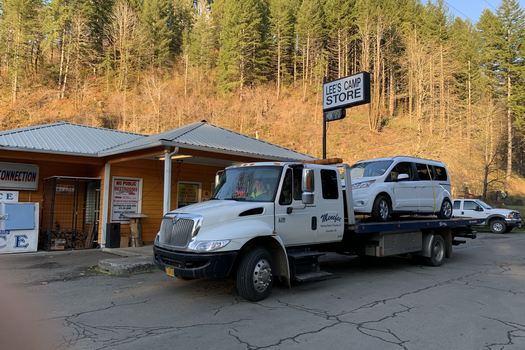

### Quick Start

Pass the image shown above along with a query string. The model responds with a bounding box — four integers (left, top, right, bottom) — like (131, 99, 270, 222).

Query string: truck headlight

(188, 240, 230, 252)
(352, 180, 375, 190)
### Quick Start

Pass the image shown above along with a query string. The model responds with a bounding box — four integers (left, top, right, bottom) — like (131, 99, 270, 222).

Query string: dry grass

(1, 73, 524, 199)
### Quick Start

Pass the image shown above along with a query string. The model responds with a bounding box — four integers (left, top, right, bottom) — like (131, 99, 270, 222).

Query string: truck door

(275, 167, 316, 246)
(461, 200, 487, 219)
(316, 168, 344, 243)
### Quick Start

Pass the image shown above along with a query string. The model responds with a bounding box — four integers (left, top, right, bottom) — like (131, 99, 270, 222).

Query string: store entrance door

(41, 177, 100, 250)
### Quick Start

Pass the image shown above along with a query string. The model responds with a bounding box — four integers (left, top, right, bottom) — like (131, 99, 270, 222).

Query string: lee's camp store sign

(323, 71, 371, 112)
(0, 162, 39, 191)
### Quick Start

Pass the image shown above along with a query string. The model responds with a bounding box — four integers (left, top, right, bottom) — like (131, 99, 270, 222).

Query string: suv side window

(463, 201, 481, 211)
(453, 200, 461, 209)
(321, 169, 339, 199)
(415, 163, 431, 180)
(434, 166, 448, 181)
(387, 162, 413, 182)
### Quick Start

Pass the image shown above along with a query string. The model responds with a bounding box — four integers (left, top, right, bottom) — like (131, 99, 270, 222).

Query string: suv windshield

(351, 160, 393, 178)
(477, 200, 492, 209)
(212, 166, 282, 202)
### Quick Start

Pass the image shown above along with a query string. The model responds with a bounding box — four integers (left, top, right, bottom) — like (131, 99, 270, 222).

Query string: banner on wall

(0, 162, 39, 190)
(111, 177, 142, 223)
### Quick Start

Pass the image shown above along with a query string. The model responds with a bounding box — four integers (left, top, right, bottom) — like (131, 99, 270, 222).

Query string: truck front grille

(160, 217, 195, 247)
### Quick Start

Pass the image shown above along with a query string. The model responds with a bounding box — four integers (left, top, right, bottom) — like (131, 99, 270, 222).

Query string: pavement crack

(484, 317, 525, 350)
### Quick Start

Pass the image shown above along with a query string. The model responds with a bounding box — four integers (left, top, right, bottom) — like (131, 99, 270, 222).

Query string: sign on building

(111, 177, 143, 223)
(0, 162, 39, 190)
(0, 191, 19, 202)
(323, 72, 371, 112)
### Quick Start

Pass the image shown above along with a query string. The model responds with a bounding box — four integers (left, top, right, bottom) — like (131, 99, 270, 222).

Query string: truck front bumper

(153, 245, 237, 279)
(505, 219, 522, 228)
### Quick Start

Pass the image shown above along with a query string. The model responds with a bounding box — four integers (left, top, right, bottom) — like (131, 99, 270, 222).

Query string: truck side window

(453, 200, 461, 209)
(463, 201, 481, 211)
(293, 168, 303, 200)
(279, 169, 292, 205)
(321, 169, 338, 199)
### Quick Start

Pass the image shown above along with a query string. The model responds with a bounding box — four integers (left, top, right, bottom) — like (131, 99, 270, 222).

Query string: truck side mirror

(302, 169, 314, 205)
(215, 170, 224, 188)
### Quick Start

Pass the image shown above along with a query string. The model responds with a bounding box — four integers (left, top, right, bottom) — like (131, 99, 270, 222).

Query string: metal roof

(0, 122, 143, 156)
(101, 122, 315, 161)
(0, 121, 314, 161)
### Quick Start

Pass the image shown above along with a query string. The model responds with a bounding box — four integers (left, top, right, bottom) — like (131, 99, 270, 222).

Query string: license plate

(165, 266, 175, 277)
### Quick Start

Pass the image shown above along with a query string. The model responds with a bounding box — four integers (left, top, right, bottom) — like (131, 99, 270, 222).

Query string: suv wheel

(490, 219, 507, 234)
(372, 195, 391, 222)
(437, 199, 453, 219)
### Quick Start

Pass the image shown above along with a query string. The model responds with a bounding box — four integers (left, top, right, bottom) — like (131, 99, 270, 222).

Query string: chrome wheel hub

(379, 200, 389, 220)
(253, 258, 272, 293)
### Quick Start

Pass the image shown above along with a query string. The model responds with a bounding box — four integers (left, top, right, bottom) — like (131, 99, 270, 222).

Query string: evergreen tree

(269, 0, 295, 97)
(217, 0, 270, 95)
(141, 0, 174, 67)
(296, 0, 325, 97)
(189, 0, 216, 71)
(0, 0, 43, 102)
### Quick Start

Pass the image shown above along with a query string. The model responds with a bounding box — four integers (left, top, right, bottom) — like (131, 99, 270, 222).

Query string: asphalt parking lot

(1, 231, 525, 350)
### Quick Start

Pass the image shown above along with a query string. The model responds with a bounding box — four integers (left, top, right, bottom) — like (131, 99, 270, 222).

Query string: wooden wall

(106, 159, 221, 243)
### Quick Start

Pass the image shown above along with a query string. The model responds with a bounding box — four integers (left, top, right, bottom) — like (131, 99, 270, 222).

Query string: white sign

(0, 162, 39, 190)
(0, 191, 18, 202)
(323, 72, 370, 111)
(111, 177, 142, 223)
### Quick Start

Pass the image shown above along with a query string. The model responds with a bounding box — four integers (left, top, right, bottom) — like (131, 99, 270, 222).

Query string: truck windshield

(212, 166, 283, 202)
(350, 160, 393, 178)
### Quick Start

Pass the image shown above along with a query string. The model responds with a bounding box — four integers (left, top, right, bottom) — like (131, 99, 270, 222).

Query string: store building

(0, 121, 314, 252)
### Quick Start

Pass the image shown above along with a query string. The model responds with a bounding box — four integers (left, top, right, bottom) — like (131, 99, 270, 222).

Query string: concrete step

(98, 256, 155, 276)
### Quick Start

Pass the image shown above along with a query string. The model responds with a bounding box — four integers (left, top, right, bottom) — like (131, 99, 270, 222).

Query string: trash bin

(106, 223, 121, 248)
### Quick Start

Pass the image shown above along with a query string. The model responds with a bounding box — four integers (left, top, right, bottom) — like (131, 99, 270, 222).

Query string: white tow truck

(154, 159, 481, 301)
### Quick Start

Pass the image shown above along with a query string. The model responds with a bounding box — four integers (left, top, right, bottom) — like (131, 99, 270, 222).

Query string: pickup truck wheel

(437, 199, 452, 219)
(490, 219, 506, 234)
(426, 235, 445, 266)
(372, 195, 391, 222)
(236, 248, 273, 302)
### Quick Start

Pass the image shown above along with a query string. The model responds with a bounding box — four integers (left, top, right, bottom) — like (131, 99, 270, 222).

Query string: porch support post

(163, 147, 179, 215)
(101, 162, 111, 248)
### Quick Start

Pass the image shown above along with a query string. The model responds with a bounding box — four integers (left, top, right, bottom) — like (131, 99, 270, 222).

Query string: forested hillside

(0, 0, 524, 199)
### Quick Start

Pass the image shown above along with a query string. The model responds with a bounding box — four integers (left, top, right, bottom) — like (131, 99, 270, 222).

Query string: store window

(177, 182, 202, 208)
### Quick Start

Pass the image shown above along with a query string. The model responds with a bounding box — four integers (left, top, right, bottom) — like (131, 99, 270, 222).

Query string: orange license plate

(165, 266, 175, 277)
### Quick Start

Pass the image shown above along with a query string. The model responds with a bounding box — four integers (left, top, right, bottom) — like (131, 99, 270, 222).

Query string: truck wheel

(372, 195, 391, 222)
(437, 199, 452, 219)
(490, 219, 507, 234)
(426, 235, 445, 266)
(236, 248, 273, 302)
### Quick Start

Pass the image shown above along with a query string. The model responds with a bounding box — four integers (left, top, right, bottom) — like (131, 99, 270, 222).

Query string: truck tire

(236, 248, 273, 302)
(372, 195, 391, 222)
(437, 198, 452, 219)
(490, 219, 506, 234)
(426, 235, 445, 266)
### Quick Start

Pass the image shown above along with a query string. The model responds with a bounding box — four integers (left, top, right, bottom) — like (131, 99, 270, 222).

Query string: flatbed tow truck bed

(348, 217, 484, 236)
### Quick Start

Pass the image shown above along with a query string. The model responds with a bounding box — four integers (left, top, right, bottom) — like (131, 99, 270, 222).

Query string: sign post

(322, 72, 371, 159)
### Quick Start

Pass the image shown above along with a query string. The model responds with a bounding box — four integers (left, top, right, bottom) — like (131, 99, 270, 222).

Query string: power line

(443, 0, 474, 22)
(482, 0, 497, 11)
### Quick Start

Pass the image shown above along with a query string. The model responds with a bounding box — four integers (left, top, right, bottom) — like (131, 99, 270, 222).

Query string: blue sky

(443, 0, 525, 23)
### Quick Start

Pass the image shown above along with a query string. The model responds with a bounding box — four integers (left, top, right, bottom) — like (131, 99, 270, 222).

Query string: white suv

(350, 156, 452, 221)
(452, 199, 522, 233)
